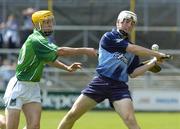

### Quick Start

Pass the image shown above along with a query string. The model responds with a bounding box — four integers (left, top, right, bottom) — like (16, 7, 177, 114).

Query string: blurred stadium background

(0, 1, 180, 127)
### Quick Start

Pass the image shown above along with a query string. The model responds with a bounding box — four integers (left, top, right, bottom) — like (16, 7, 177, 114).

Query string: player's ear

(116, 19, 121, 28)
(33, 22, 41, 31)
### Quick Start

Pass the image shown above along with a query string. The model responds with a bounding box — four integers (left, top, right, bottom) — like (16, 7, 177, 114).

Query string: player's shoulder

(104, 28, 120, 40)
(29, 31, 48, 45)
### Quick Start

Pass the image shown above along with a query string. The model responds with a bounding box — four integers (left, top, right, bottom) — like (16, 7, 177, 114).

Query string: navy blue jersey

(96, 28, 140, 82)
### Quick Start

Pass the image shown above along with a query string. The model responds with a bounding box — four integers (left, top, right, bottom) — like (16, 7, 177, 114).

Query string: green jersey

(16, 29, 58, 82)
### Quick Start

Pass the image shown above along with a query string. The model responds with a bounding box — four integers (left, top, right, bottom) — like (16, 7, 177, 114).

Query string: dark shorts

(81, 75, 132, 106)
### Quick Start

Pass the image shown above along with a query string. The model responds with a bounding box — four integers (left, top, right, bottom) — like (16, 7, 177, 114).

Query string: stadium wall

(0, 90, 180, 111)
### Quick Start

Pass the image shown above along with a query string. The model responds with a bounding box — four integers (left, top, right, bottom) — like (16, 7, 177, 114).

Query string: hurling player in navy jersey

(57, 10, 167, 129)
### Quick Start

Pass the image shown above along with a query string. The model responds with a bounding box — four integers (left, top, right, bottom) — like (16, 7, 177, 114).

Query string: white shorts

(3, 76, 41, 110)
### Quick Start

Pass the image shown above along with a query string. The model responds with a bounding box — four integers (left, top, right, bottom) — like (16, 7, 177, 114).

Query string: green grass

(1, 110, 180, 129)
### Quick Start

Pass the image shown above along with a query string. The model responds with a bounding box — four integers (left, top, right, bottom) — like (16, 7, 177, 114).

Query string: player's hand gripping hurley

(142, 44, 173, 73)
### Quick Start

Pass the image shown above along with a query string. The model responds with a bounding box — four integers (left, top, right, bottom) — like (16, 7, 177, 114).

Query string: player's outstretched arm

(57, 47, 97, 57)
(129, 58, 158, 78)
(47, 60, 82, 72)
(126, 44, 166, 59)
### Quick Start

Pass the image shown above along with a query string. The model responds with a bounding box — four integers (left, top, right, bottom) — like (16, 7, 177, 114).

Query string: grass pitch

(2, 110, 180, 129)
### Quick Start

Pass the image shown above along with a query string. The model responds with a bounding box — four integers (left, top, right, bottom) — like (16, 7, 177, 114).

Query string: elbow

(126, 44, 138, 53)
(129, 71, 139, 78)
(129, 74, 137, 78)
(57, 47, 68, 56)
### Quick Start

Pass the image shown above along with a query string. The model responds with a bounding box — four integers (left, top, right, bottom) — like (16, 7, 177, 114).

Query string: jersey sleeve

(127, 55, 141, 74)
(100, 32, 129, 53)
(32, 38, 58, 62)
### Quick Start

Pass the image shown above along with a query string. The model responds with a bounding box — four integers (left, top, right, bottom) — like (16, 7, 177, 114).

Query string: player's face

(118, 18, 135, 33)
(41, 16, 54, 36)
(42, 18, 54, 31)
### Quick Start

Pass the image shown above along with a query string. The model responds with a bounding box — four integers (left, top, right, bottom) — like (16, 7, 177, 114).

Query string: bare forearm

(48, 60, 82, 72)
(126, 44, 162, 58)
(47, 60, 68, 71)
(57, 47, 96, 56)
(130, 60, 155, 78)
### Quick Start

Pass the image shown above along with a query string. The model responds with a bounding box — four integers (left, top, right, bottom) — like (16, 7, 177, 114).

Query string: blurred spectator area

(0, 0, 180, 49)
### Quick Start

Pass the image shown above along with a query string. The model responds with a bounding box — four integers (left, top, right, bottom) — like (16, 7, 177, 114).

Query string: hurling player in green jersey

(4, 10, 97, 129)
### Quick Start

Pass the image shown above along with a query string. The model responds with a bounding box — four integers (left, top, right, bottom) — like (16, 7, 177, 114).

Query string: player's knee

(66, 108, 80, 121)
(27, 123, 40, 129)
(123, 115, 137, 126)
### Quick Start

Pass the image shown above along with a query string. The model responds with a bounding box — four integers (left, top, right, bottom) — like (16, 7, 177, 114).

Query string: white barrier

(132, 90, 180, 111)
